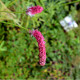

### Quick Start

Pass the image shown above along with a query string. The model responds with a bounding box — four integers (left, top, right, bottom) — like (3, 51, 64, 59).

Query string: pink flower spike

(31, 30, 46, 66)
(26, 5, 43, 16)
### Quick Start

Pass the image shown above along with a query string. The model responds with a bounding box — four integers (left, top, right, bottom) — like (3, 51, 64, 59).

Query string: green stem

(25, 16, 30, 28)
(1, 21, 28, 31)
(0, 11, 25, 14)
(62, 0, 80, 6)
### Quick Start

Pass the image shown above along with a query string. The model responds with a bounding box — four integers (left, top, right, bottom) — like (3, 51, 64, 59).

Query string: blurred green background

(0, 0, 80, 79)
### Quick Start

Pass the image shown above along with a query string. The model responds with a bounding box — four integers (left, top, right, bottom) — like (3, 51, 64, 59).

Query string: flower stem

(1, 21, 28, 31)
(63, 0, 80, 6)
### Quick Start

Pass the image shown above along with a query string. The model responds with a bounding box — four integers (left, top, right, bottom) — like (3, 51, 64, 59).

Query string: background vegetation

(0, 0, 80, 79)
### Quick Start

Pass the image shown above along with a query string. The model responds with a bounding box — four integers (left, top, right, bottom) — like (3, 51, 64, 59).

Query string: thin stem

(1, 21, 28, 31)
(62, 0, 80, 6)
(0, 11, 25, 14)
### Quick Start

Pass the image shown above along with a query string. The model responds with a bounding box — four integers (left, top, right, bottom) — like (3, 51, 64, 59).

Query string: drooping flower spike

(29, 30, 46, 66)
(26, 5, 43, 16)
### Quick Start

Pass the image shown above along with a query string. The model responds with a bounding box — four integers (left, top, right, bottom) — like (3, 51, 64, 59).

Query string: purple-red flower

(30, 30, 46, 66)
(26, 5, 43, 16)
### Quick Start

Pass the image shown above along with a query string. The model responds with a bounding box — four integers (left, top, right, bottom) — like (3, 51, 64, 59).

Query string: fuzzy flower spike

(30, 30, 46, 66)
(26, 5, 43, 16)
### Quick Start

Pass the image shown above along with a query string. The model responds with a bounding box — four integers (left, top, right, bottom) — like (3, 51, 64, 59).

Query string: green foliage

(0, 0, 80, 79)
